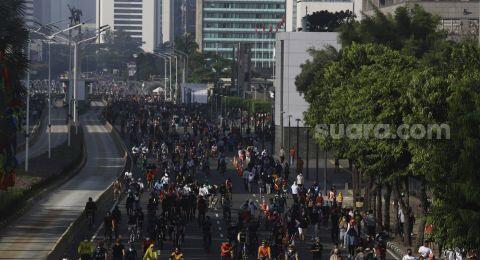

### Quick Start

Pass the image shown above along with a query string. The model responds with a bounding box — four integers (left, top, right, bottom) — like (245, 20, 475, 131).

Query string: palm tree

(0, 0, 29, 188)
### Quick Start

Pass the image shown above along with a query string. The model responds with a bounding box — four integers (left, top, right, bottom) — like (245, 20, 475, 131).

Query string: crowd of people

(74, 94, 459, 260)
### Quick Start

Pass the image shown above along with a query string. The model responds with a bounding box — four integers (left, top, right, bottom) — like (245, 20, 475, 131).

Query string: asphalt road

(17, 104, 68, 164)
(0, 103, 125, 259)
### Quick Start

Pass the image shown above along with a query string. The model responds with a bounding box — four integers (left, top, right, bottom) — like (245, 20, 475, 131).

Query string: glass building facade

(198, 0, 286, 66)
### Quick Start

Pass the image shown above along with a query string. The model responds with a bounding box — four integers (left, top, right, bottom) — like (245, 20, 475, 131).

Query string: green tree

(0, 0, 28, 186)
(339, 5, 445, 57)
(304, 10, 353, 32)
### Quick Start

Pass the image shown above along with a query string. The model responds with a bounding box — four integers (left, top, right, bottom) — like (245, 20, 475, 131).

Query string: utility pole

(306, 128, 309, 180)
(25, 38, 31, 172)
(324, 149, 328, 195)
(48, 41, 51, 158)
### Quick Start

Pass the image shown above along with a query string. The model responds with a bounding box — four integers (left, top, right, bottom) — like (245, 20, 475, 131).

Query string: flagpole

(262, 30, 265, 68)
(254, 26, 257, 68)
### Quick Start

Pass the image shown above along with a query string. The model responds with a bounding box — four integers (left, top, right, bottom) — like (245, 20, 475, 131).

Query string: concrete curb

(0, 127, 87, 232)
(47, 120, 132, 260)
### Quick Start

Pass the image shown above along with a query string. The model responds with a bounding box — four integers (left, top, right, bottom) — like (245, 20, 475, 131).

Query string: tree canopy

(304, 10, 353, 32)
(296, 4, 480, 249)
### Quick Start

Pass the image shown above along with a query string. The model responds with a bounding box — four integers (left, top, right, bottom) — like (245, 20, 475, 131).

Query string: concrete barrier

(47, 120, 132, 260)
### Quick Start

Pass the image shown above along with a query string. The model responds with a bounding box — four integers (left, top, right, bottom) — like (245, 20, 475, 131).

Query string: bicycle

(128, 225, 137, 243)
(241, 243, 248, 260)
(86, 213, 94, 230)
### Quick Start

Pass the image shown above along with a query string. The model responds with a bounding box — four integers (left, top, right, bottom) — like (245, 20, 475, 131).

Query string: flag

(255, 24, 258, 33)
(269, 24, 273, 33)
(262, 24, 266, 32)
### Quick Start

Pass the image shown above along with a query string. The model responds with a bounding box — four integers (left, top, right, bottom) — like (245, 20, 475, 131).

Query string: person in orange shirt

(258, 240, 271, 260)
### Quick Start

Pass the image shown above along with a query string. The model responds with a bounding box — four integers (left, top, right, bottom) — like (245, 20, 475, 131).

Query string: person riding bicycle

(221, 240, 233, 260)
(124, 243, 138, 260)
(257, 240, 271, 260)
(136, 207, 145, 231)
(103, 211, 114, 243)
(93, 240, 107, 260)
(85, 197, 97, 226)
(77, 236, 94, 260)
(218, 153, 227, 175)
(169, 247, 184, 260)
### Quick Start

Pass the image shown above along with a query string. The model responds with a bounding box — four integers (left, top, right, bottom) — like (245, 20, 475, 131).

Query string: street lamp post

(306, 128, 309, 180)
(324, 149, 328, 195)
(288, 115, 292, 164)
(47, 40, 51, 158)
(316, 143, 319, 183)
(25, 38, 31, 172)
(296, 118, 300, 171)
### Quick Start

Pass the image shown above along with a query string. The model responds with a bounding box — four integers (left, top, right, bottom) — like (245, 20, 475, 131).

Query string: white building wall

(143, 0, 155, 51)
(274, 32, 340, 127)
(97, 0, 162, 52)
(162, 0, 173, 43)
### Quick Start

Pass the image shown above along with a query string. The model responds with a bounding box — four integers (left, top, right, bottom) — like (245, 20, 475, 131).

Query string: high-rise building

(96, 0, 162, 52)
(196, 0, 286, 67)
(162, 0, 196, 44)
(362, 0, 479, 40)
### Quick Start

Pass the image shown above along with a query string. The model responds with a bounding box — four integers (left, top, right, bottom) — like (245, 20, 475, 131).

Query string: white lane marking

(387, 249, 400, 260)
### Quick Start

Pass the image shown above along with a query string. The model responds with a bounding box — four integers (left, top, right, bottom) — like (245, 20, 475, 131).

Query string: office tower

(196, 0, 285, 68)
(96, 0, 162, 52)
(162, 0, 196, 44)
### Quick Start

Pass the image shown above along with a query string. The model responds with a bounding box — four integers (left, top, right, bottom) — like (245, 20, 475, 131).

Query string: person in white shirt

(161, 174, 169, 186)
(296, 173, 304, 186)
(291, 182, 299, 204)
(418, 242, 433, 259)
(402, 249, 416, 260)
(199, 185, 209, 197)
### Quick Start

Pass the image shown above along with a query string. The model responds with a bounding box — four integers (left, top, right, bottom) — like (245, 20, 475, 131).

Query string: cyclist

(93, 240, 107, 260)
(103, 211, 114, 244)
(285, 244, 299, 260)
(85, 197, 97, 228)
(125, 243, 138, 260)
(257, 240, 271, 260)
(143, 243, 158, 260)
(113, 180, 122, 201)
(77, 236, 94, 260)
(310, 237, 323, 259)
(128, 210, 138, 242)
(237, 228, 248, 259)
(218, 153, 226, 175)
(111, 239, 125, 260)
(221, 240, 233, 260)
(202, 216, 212, 252)
(136, 207, 144, 231)
(169, 247, 184, 260)
(112, 206, 122, 239)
